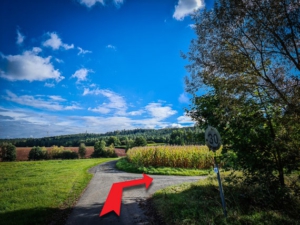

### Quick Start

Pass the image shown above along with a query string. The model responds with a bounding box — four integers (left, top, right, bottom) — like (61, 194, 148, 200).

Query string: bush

(0, 143, 16, 161)
(48, 146, 64, 159)
(78, 143, 86, 158)
(28, 146, 47, 160)
(92, 140, 106, 158)
(134, 136, 147, 147)
(59, 150, 79, 159)
(105, 144, 118, 158)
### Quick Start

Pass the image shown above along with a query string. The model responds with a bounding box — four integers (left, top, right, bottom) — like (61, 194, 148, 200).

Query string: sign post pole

(205, 126, 227, 218)
(214, 155, 227, 217)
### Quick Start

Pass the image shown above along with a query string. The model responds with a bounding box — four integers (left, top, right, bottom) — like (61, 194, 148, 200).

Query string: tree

(28, 146, 47, 160)
(125, 139, 135, 152)
(107, 136, 121, 146)
(92, 140, 106, 157)
(134, 136, 147, 147)
(78, 143, 86, 158)
(0, 143, 16, 161)
(185, 0, 300, 192)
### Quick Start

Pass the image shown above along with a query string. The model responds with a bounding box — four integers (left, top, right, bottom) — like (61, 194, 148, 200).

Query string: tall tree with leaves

(184, 0, 300, 191)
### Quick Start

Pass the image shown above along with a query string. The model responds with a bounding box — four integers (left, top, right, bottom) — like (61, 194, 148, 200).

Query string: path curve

(65, 160, 206, 225)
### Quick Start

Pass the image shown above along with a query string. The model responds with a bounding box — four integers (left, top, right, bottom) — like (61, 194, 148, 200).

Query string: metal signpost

(205, 126, 227, 217)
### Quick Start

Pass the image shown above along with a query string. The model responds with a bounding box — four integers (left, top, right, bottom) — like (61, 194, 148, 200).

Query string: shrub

(28, 146, 47, 160)
(134, 136, 147, 147)
(59, 150, 79, 159)
(78, 143, 86, 158)
(0, 143, 16, 161)
(48, 146, 64, 159)
(105, 144, 118, 158)
(92, 140, 106, 158)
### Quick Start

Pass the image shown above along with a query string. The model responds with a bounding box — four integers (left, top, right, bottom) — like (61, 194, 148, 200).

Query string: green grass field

(0, 158, 116, 225)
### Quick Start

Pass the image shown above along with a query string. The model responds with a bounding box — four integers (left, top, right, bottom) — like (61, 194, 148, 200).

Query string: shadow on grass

(0, 199, 159, 225)
(0, 207, 72, 225)
(152, 178, 300, 225)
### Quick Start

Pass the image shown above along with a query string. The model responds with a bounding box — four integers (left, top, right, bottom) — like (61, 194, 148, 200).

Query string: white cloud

(173, 0, 205, 20)
(44, 83, 55, 87)
(84, 88, 127, 115)
(113, 0, 124, 6)
(2, 91, 81, 111)
(78, 0, 104, 7)
(71, 68, 92, 83)
(55, 58, 64, 63)
(145, 103, 177, 120)
(78, 0, 124, 8)
(165, 123, 183, 128)
(188, 24, 196, 29)
(0, 101, 181, 138)
(106, 44, 116, 50)
(179, 92, 189, 103)
(0, 48, 64, 82)
(16, 29, 25, 45)
(48, 95, 66, 101)
(78, 47, 92, 55)
(128, 110, 145, 116)
(177, 114, 194, 124)
(43, 32, 74, 50)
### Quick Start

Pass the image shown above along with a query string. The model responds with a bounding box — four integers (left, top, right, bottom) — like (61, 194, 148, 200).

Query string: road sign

(205, 126, 221, 151)
(204, 126, 227, 217)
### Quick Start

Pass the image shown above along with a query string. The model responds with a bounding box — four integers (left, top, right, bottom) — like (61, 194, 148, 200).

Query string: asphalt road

(65, 160, 206, 225)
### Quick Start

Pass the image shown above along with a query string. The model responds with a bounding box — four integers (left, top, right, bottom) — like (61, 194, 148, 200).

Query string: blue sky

(0, 0, 213, 138)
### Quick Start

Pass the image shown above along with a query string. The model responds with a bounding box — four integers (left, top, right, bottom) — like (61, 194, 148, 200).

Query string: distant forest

(0, 127, 206, 147)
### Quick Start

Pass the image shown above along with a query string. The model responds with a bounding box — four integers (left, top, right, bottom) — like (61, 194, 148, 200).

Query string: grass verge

(0, 158, 116, 225)
(152, 172, 300, 225)
(116, 157, 210, 176)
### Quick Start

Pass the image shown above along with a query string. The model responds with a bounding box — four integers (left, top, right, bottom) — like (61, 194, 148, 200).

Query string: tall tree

(185, 0, 300, 189)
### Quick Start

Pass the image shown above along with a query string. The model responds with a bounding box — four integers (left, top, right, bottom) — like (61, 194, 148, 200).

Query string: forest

(0, 127, 205, 147)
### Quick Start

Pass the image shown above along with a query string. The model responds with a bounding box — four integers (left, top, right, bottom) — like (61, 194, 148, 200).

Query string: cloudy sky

(0, 0, 213, 138)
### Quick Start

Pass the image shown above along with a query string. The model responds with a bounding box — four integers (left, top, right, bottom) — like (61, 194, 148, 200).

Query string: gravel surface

(65, 160, 207, 225)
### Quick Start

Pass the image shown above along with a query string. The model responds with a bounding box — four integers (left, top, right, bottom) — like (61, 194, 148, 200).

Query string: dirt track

(65, 160, 206, 225)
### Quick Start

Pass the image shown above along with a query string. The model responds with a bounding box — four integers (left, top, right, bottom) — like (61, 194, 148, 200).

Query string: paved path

(65, 160, 206, 225)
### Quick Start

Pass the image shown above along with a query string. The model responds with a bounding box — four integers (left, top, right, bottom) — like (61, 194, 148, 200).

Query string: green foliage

(116, 157, 210, 176)
(153, 173, 300, 225)
(125, 139, 135, 152)
(78, 143, 86, 158)
(92, 140, 106, 158)
(0, 127, 206, 148)
(92, 140, 118, 158)
(59, 150, 79, 159)
(48, 145, 64, 159)
(184, 0, 300, 199)
(134, 136, 147, 147)
(28, 146, 47, 160)
(0, 143, 16, 161)
(107, 136, 121, 146)
(105, 144, 118, 157)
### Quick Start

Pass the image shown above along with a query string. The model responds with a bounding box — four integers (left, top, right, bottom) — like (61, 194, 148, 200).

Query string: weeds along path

(65, 160, 206, 225)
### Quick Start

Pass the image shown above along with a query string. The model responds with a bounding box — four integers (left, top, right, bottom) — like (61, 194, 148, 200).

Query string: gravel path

(65, 160, 206, 225)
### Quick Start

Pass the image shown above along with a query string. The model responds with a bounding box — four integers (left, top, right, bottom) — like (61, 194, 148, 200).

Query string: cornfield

(126, 145, 222, 169)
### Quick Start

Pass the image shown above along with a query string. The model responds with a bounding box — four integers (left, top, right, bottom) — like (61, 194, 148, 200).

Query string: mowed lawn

(0, 158, 117, 225)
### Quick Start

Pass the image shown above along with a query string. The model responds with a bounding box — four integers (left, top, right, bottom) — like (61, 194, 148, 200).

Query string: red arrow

(100, 173, 153, 217)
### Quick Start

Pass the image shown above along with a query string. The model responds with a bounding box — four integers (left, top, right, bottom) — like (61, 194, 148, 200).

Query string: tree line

(0, 127, 205, 148)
